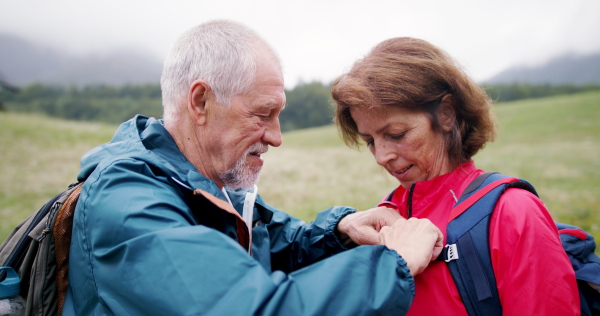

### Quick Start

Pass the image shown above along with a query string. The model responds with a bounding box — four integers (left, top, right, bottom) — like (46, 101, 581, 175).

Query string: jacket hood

(78, 115, 213, 191)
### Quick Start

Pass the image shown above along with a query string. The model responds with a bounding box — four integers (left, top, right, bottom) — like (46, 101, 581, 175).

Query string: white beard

(219, 143, 268, 190)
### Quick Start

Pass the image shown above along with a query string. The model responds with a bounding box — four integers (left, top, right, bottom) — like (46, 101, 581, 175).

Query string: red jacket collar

(384, 161, 482, 218)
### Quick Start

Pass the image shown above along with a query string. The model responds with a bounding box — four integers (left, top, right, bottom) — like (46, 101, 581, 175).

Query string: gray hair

(160, 20, 275, 123)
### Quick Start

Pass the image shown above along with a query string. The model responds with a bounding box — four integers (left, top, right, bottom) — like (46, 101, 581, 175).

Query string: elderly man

(63, 20, 442, 315)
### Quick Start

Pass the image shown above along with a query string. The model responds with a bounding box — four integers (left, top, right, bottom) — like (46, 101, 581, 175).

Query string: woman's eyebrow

(358, 123, 393, 137)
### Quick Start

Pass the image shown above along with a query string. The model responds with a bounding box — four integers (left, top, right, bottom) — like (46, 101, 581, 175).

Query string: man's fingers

(352, 227, 382, 245)
(430, 226, 445, 261)
(337, 206, 402, 246)
(368, 206, 402, 229)
(381, 217, 445, 276)
(378, 225, 391, 245)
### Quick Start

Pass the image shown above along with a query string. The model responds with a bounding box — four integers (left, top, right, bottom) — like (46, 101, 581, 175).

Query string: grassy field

(1, 91, 599, 244)
(0, 113, 117, 238)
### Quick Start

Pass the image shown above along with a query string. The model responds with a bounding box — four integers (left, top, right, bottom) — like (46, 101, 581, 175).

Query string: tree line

(0, 82, 334, 132)
(482, 83, 600, 102)
(1, 82, 598, 131)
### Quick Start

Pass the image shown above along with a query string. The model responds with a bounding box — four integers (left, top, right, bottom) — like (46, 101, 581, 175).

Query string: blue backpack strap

(439, 172, 537, 316)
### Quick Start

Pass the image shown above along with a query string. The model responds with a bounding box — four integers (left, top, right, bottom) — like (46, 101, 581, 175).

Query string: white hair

(160, 20, 277, 123)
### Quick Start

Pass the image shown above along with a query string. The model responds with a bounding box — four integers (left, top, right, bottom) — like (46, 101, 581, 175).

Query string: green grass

(474, 92, 600, 238)
(0, 113, 116, 238)
(1, 91, 599, 246)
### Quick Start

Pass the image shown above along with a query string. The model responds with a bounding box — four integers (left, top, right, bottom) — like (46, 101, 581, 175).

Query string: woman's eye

(365, 139, 374, 147)
(390, 132, 406, 140)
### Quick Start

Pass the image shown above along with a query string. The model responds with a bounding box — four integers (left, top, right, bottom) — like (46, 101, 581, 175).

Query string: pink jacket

(383, 161, 580, 316)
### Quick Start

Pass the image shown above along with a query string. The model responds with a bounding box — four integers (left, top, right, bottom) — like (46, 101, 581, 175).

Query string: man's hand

(379, 218, 444, 276)
(337, 206, 401, 246)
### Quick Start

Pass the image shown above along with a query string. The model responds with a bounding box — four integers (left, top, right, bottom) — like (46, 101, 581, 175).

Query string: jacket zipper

(407, 183, 416, 218)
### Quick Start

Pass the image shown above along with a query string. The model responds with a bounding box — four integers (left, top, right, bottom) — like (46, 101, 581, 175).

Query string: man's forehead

(251, 86, 285, 110)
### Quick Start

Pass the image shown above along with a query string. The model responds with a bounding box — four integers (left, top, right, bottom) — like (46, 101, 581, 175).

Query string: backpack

(0, 182, 83, 316)
(435, 172, 600, 316)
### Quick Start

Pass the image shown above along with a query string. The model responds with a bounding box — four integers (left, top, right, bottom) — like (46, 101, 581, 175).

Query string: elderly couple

(62, 20, 578, 315)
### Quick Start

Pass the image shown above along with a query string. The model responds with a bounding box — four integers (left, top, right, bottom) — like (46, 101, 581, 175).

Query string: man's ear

(438, 94, 456, 132)
(188, 80, 211, 126)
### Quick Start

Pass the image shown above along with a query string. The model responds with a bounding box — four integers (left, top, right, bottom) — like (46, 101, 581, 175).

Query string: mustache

(247, 142, 269, 155)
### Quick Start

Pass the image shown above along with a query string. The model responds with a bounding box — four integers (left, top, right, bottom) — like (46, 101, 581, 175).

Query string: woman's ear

(188, 80, 211, 126)
(438, 94, 456, 132)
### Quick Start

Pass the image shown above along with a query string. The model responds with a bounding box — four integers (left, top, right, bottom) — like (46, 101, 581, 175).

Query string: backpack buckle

(444, 244, 459, 262)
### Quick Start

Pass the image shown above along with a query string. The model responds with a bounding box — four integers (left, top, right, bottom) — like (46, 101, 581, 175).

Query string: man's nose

(263, 117, 282, 147)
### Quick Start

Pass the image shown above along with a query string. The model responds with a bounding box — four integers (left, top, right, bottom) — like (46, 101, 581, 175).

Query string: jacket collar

(391, 161, 480, 215)
(409, 161, 478, 204)
(137, 116, 225, 198)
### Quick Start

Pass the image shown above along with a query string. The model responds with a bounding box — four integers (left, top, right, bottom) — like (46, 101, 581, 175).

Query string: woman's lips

(393, 165, 413, 179)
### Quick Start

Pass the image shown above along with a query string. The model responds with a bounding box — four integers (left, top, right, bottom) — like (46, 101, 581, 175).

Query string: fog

(1, 0, 599, 87)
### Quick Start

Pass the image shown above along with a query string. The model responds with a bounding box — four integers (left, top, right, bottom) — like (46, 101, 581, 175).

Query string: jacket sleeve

(489, 188, 580, 315)
(70, 159, 415, 315)
(262, 199, 356, 273)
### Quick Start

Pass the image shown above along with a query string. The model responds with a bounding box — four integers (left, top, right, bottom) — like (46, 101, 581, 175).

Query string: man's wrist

(331, 210, 358, 249)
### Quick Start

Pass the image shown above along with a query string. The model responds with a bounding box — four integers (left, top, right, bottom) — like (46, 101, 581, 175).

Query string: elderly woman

(331, 37, 579, 315)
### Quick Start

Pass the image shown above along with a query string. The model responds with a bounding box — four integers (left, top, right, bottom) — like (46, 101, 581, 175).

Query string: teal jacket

(63, 115, 415, 315)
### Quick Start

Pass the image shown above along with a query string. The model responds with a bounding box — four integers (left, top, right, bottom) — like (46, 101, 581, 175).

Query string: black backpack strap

(460, 172, 495, 198)
(460, 172, 537, 200)
(0, 182, 82, 283)
(1, 192, 64, 283)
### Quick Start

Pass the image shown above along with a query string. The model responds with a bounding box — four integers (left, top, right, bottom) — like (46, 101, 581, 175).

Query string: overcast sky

(1, 0, 599, 88)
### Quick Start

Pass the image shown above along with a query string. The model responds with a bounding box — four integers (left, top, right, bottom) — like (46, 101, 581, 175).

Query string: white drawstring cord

(242, 185, 258, 234)
(222, 185, 257, 254)
(449, 189, 459, 203)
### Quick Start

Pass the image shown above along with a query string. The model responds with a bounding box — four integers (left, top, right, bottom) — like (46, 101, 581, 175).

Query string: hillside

(485, 52, 600, 85)
(1, 91, 599, 242)
(0, 33, 162, 86)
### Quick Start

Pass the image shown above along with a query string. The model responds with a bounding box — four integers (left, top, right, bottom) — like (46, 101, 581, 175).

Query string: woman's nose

(374, 141, 397, 167)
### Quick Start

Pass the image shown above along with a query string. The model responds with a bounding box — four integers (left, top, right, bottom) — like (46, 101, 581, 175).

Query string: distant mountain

(484, 52, 600, 85)
(0, 33, 162, 87)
